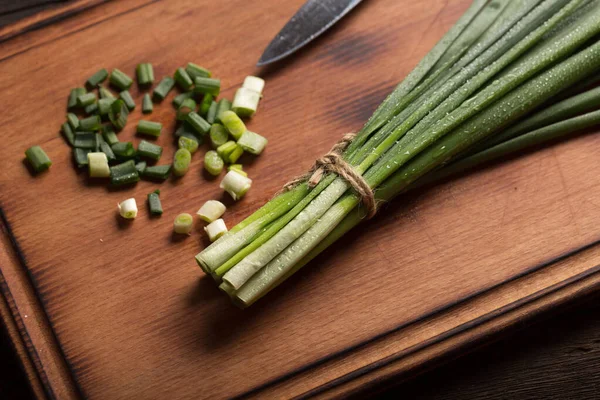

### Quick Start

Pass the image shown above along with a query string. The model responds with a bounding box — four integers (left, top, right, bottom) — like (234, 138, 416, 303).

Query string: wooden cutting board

(3, 0, 600, 398)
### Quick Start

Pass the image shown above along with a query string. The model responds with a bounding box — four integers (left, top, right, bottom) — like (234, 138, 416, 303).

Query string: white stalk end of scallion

(204, 219, 228, 242)
(242, 76, 265, 95)
(88, 152, 110, 178)
(118, 198, 138, 219)
(232, 87, 260, 118)
(220, 170, 252, 200)
(197, 200, 226, 223)
(173, 213, 194, 235)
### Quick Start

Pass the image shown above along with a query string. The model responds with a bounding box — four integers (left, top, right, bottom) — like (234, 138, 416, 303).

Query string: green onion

(231, 87, 260, 117)
(153, 76, 175, 101)
(74, 132, 98, 149)
(220, 110, 246, 140)
(206, 101, 218, 124)
(175, 122, 202, 142)
(178, 136, 199, 154)
(193, 77, 220, 97)
(228, 164, 247, 177)
(109, 68, 133, 90)
(102, 125, 118, 145)
(84, 102, 98, 115)
(199, 94, 214, 116)
(173, 148, 192, 176)
(172, 92, 194, 108)
(204, 219, 227, 242)
(173, 213, 194, 234)
(87, 152, 110, 178)
(78, 115, 101, 131)
(108, 99, 129, 130)
(220, 170, 251, 200)
(215, 98, 232, 123)
(142, 94, 153, 114)
(177, 98, 196, 121)
(73, 148, 91, 168)
(204, 150, 224, 176)
(237, 130, 267, 155)
(61, 122, 75, 146)
(197, 200, 226, 223)
(86, 68, 108, 88)
(119, 90, 136, 111)
(99, 85, 116, 99)
(67, 113, 79, 130)
(135, 161, 147, 175)
(99, 140, 116, 162)
(25, 146, 52, 173)
(110, 160, 139, 186)
(137, 140, 163, 161)
(210, 124, 229, 148)
(174, 67, 194, 91)
(148, 190, 163, 215)
(77, 92, 97, 107)
(242, 76, 265, 95)
(185, 111, 211, 135)
(136, 120, 162, 137)
(111, 142, 136, 160)
(68, 87, 86, 109)
(118, 198, 138, 219)
(217, 141, 243, 163)
(186, 63, 211, 80)
(136, 63, 154, 86)
(98, 98, 116, 115)
(143, 164, 172, 181)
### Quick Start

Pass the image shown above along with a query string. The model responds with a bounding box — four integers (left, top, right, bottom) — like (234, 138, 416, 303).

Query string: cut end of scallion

(197, 200, 226, 223)
(204, 218, 228, 241)
(242, 76, 265, 95)
(220, 170, 252, 200)
(118, 198, 138, 219)
(173, 213, 194, 234)
(232, 87, 260, 117)
(87, 152, 110, 178)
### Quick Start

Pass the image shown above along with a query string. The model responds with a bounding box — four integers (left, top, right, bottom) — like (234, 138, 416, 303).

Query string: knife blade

(257, 0, 363, 66)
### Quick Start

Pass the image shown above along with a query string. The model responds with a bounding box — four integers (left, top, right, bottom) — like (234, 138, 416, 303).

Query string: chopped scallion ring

(204, 218, 227, 242)
(193, 77, 221, 97)
(153, 76, 175, 102)
(186, 63, 211, 80)
(173, 148, 192, 176)
(147, 190, 163, 215)
(197, 200, 226, 223)
(25, 146, 52, 173)
(210, 124, 228, 148)
(242, 76, 265, 95)
(109, 68, 133, 90)
(178, 136, 199, 154)
(232, 87, 260, 117)
(86, 68, 108, 88)
(173, 213, 194, 234)
(220, 170, 252, 200)
(220, 110, 246, 140)
(137, 120, 162, 137)
(204, 150, 224, 176)
(108, 99, 129, 131)
(174, 67, 194, 91)
(142, 94, 153, 114)
(119, 90, 136, 111)
(68, 87, 86, 109)
(237, 130, 268, 155)
(87, 152, 110, 178)
(110, 160, 139, 186)
(185, 111, 211, 135)
(137, 140, 163, 161)
(118, 198, 138, 219)
(136, 63, 154, 86)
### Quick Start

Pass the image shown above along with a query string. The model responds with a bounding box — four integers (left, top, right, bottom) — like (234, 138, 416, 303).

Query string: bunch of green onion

(197, 0, 600, 307)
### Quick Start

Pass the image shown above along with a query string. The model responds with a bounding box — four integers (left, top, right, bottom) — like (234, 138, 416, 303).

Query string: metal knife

(257, 0, 363, 66)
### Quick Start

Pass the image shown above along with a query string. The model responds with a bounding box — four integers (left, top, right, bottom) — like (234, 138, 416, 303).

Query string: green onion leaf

(174, 67, 194, 91)
(86, 68, 108, 89)
(25, 146, 52, 173)
(142, 94, 153, 114)
(119, 90, 136, 111)
(153, 76, 175, 101)
(193, 77, 220, 97)
(108, 99, 129, 131)
(110, 160, 139, 186)
(148, 190, 163, 215)
(109, 68, 133, 90)
(137, 140, 163, 161)
(136, 63, 154, 86)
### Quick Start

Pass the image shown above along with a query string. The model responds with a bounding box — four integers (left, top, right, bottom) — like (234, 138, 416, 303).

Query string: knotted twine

(281, 133, 377, 219)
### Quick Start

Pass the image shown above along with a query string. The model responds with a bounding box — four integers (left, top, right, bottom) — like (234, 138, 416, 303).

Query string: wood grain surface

(2, 0, 600, 398)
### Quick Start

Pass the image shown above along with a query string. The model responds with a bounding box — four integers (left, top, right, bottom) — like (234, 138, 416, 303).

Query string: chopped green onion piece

(147, 190, 163, 215)
(204, 150, 224, 176)
(119, 90, 136, 111)
(73, 148, 91, 168)
(98, 98, 116, 115)
(108, 99, 129, 131)
(178, 136, 199, 154)
(67, 113, 79, 130)
(68, 87, 86, 109)
(109, 68, 133, 90)
(199, 94, 213, 116)
(110, 160, 139, 186)
(99, 140, 116, 162)
(185, 111, 211, 135)
(61, 122, 75, 146)
(232, 87, 260, 117)
(172, 92, 194, 108)
(186, 63, 211, 80)
(74, 132, 98, 149)
(142, 164, 172, 181)
(220, 110, 246, 140)
(78, 115, 102, 131)
(177, 98, 196, 121)
(173, 148, 192, 177)
(142, 94, 153, 114)
(228, 145, 243, 164)
(215, 98, 231, 123)
(136, 120, 162, 137)
(173, 213, 194, 234)
(136, 63, 154, 86)
(206, 101, 218, 124)
(102, 125, 118, 145)
(137, 140, 163, 161)
(87, 152, 110, 178)
(25, 146, 51, 173)
(174, 67, 194, 91)
(118, 198, 138, 219)
(77, 92, 97, 107)
(220, 170, 252, 200)
(153, 76, 175, 101)
(237, 130, 267, 155)
(111, 142, 136, 160)
(228, 164, 247, 176)
(204, 219, 227, 242)
(193, 77, 221, 97)
(216, 140, 237, 160)
(99, 85, 116, 99)
(175, 121, 202, 142)
(86, 68, 108, 88)
(197, 200, 226, 223)
(84, 102, 98, 115)
(242, 76, 265, 95)
(210, 124, 228, 148)
(135, 161, 147, 174)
